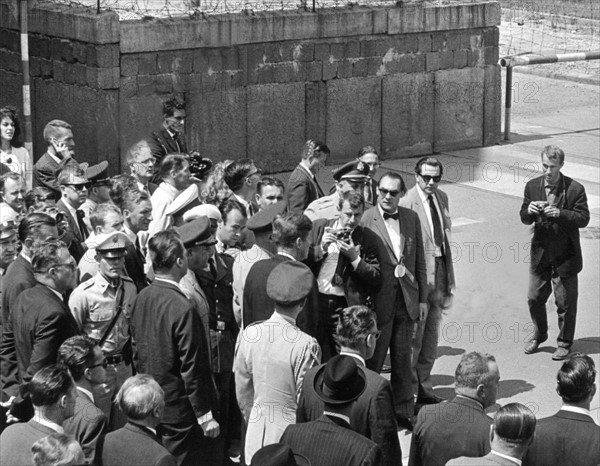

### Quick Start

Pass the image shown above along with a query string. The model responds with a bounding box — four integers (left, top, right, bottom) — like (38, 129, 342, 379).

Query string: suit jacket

(360, 206, 428, 323)
(281, 414, 383, 466)
(447, 452, 520, 465)
(297, 358, 400, 466)
(57, 198, 87, 263)
(519, 174, 589, 277)
(0, 419, 58, 466)
(286, 164, 324, 214)
(409, 396, 492, 466)
(102, 421, 177, 466)
(399, 186, 455, 293)
(124, 242, 149, 293)
(63, 388, 107, 465)
(1, 255, 37, 397)
(306, 219, 381, 306)
(522, 409, 600, 466)
(179, 269, 212, 363)
(33, 152, 81, 197)
(131, 280, 217, 425)
(11, 284, 80, 386)
(149, 127, 187, 185)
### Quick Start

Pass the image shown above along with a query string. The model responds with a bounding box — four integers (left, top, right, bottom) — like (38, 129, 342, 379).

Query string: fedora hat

(314, 355, 366, 405)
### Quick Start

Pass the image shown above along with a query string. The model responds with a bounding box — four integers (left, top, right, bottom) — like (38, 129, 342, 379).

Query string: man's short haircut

(109, 174, 139, 208)
(148, 230, 184, 273)
(25, 187, 56, 210)
(357, 146, 378, 158)
(415, 156, 444, 176)
(542, 145, 565, 164)
(18, 212, 56, 243)
(300, 140, 330, 161)
(57, 335, 98, 381)
(335, 306, 377, 351)
(556, 352, 596, 403)
(126, 140, 153, 166)
(0, 106, 22, 145)
(493, 403, 536, 446)
(116, 374, 164, 420)
(159, 154, 188, 181)
(27, 365, 74, 407)
(32, 433, 81, 466)
(455, 351, 497, 389)
(43, 120, 71, 145)
(32, 240, 68, 274)
(1, 171, 23, 192)
(163, 96, 185, 117)
(271, 213, 312, 247)
(57, 167, 86, 186)
(378, 171, 407, 196)
(257, 177, 285, 196)
(218, 198, 247, 224)
(119, 188, 150, 214)
(223, 159, 255, 192)
(337, 190, 365, 210)
(89, 203, 122, 230)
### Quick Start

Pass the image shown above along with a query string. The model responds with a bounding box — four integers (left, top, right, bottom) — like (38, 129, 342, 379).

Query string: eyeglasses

(55, 262, 77, 272)
(420, 175, 442, 183)
(378, 188, 400, 198)
(88, 359, 108, 369)
(65, 183, 89, 191)
(246, 169, 263, 180)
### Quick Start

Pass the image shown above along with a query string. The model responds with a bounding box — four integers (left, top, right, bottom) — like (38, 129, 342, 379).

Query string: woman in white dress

(0, 106, 33, 190)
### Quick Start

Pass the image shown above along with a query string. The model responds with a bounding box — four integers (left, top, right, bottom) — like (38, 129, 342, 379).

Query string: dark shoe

(381, 364, 392, 374)
(417, 394, 445, 405)
(396, 415, 414, 431)
(552, 347, 571, 361)
(524, 334, 548, 354)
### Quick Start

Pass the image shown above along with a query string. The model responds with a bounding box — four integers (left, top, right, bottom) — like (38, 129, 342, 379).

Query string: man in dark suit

(520, 145, 589, 361)
(523, 353, 600, 466)
(306, 191, 381, 358)
(360, 172, 428, 428)
(281, 355, 382, 466)
(223, 159, 262, 218)
(149, 96, 188, 184)
(58, 336, 108, 465)
(297, 305, 400, 466)
(409, 352, 500, 466)
(126, 139, 159, 196)
(131, 230, 218, 466)
(56, 167, 90, 263)
(102, 374, 177, 466)
(0, 365, 78, 466)
(399, 157, 455, 406)
(357, 146, 380, 206)
(1, 213, 58, 407)
(448, 403, 537, 466)
(286, 140, 329, 214)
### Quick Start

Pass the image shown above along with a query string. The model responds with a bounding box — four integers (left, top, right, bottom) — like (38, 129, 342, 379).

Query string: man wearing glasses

(287, 140, 330, 214)
(57, 168, 90, 263)
(126, 140, 158, 196)
(357, 146, 380, 206)
(360, 172, 428, 431)
(400, 157, 455, 410)
(223, 159, 262, 218)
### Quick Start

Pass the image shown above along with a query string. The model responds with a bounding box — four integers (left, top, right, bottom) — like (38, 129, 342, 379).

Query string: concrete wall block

(4, 29, 19, 53)
(87, 66, 120, 89)
(417, 33, 432, 53)
(484, 2, 501, 27)
(221, 47, 240, 70)
(438, 50, 454, 70)
(482, 27, 499, 47)
(50, 39, 62, 61)
(247, 83, 305, 172)
(120, 76, 137, 100)
(95, 44, 119, 68)
(345, 41, 361, 59)
(433, 67, 485, 151)
(484, 46, 499, 65)
(155, 73, 174, 94)
(366, 57, 382, 76)
(121, 55, 138, 77)
(136, 74, 155, 97)
(374, 37, 396, 57)
(63, 63, 76, 84)
(273, 62, 295, 84)
(137, 53, 158, 75)
(247, 44, 267, 79)
(306, 81, 327, 142)
(382, 72, 434, 159)
(446, 31, 460, 51)
(360, 39, 378, 58)
(454, 50, 468, 69)
(40, 58, 53, 78)
(301, 61, 322, 82)
(74, 63, 87, 86)
(314, 43, 330, 62)
(257, 64, 275, 84)
(388, 6, 423, 35)
(0, 2, 18, 29)
(86, 44, 98, 67)
(53, 60, 66, 82)
(483, 64, 501, 145)
(327, 77, 382, 162)
(207, 49, 223, 71)
(72, 41, 87, 64)
(319, 9, 378, 39)
(426, 52, 440, 72)
(431, 33, 446, 52)
(337, 60, 353, 79)
(352, 58, 368, 78)
(467, 49, 482, 67)
(193, 49, 208, 75)
(294, 43, 314, 62)
(330, 42, 345, 60)
(72, 10, 119, 44)
(372, 7, 389, 34)
(397, 34, 418, 54)
(29, 57, 41, 77)
(322, 61, 337, 81)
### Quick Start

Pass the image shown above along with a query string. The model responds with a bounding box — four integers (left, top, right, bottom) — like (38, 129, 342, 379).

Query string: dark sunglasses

(65, 183, 90, 191)
(88, 359, 108, 369)
(420, 175, 442, 183)
(378, 187, 400, 197)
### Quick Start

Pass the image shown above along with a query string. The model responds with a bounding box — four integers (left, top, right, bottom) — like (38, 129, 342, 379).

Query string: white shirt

(148, 182, 180, 238)
(154, 277, 183, 292)
(77, 386, 95, 403)
(299, 161, 316, 180)
(378, 205, 401, 260)
(561, 405, 593, 419)
(339, 351, 366, 367)
(34, 417, 64, 434)
(61, 198, 83, 237)
(323, 411, 351, 425)
(490, 450, 521, 465)
(416, 184, 445, 256)
(233, 193, 253, 218)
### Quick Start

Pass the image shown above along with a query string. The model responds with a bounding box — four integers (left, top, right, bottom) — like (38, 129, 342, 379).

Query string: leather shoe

(417, 394, 445, 405)
(552, 347, 571, 361)
(396, 416, 414, 431)
(524, 334, 548, 354)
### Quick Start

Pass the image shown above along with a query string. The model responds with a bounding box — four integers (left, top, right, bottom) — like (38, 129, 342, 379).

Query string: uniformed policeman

(304, 160, 370, 221)
(68, 230, 137, 429)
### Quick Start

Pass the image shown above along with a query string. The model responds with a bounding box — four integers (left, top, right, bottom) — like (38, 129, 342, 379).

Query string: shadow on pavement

(572, 337, 600, 356)
(499, 379, 535, 398)
(437, 346, 466, 357)
(431, 374, 455, 387)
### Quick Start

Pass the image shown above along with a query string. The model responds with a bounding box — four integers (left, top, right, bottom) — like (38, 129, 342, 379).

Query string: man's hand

(419, 303, 429, 321)
(543, 205, 560, 219)
(527, 201, 544, 216)
(321, 230, 337, 252)
(51, 140, 72, 161)
(199, 418, 220, 438)
(337, 240, 359, 261)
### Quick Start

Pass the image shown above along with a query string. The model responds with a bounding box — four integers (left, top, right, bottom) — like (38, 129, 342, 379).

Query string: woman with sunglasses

(0, 106, 32, 190)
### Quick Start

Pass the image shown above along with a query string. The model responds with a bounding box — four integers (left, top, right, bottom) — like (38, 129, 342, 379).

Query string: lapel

(40, 152, 59, 170)
(57, 199, 82, 242)
(36, 284, 79, 330)
(412, 189, 434, 244)
(370, 207, 396, 261)
(213, 252, 229, 282)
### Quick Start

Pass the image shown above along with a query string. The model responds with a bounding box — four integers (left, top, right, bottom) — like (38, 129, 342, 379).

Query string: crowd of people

(0, 95, 597, 466)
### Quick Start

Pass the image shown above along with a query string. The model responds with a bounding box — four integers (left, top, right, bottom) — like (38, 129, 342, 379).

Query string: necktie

(427, 195, 444, 249)
(383, 212, 399, 221)
(208, 256, 217, 279)
(135, 237, 146, 259)
(75, 210, 89, 240)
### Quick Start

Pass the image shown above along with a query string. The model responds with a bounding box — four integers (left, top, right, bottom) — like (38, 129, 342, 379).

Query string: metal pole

(19, 0, 33, 158)
(504, 66, 512, 141)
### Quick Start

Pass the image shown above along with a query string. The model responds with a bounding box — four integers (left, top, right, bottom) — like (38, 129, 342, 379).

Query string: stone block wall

(0, 1, 501, 172)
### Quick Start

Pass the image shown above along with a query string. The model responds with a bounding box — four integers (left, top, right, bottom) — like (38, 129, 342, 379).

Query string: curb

(512, 65, 599, 86)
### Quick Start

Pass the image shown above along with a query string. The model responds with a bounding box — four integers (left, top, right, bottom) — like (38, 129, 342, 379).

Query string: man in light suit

(360, 172, 428, 429)
(281, 355, 382, 466)
(286, 140, 329, 214)
(447, 403, 536, 466)
(520, 145, 590, 361)
(399, 157, 454, 406)
(523, 353, 600, 466)
(234, 261, 321, 463)
(297, 305, 400, 466)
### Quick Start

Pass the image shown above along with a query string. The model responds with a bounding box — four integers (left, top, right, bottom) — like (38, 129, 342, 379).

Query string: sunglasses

(378, 188, 400, 197)
(88, 359, 108, 369)
(420, 175, 442, 183)
(65, 183, 90, 191)
(55, 262, 77, 271)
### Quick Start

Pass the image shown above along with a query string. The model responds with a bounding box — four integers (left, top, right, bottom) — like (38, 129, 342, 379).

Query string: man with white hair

(101, 374, 176, 466)
(126, 140, 158, 196)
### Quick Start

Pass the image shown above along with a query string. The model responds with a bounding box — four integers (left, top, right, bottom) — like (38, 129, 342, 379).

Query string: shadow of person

(498, 379, 535, 398)
(437, 346, 466, 357)
(431, 374, 455, 387)
(572, 337, 600, 356)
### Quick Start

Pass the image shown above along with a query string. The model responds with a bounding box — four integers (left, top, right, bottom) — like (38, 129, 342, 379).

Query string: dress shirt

(378, 205, 401, 260)
(561, 405, 593, 419)
(339, 351, 366, 367)
(47, 285, 64, 301)
(34, 417, 64, 434)
(233, 193, 253, 218)
(277, 251, 296, 261)
(148, 182, 180, 238)
(490, 450, 521, 465)
(416, 184, 444, 256)
(322, 411, 351, 424)
(153, 277, 184, 292)
(299, 161, 316, 180)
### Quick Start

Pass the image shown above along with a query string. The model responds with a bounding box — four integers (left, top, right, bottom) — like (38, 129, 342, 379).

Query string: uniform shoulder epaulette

(81, 276, 96, 289)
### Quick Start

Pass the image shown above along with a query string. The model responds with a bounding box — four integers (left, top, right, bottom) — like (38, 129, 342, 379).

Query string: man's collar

(20, 250, 32, 263)
(490, 450, 521, 465)
(154, 277, 183, 291)
(377, 204, 398, 219)
(34, 416, 64, 434)
(94, 271, 121, 292)
(561, 405, 592, 418)
(299, 161, 315, 177)
(123, 225, 137, 242)
(273, 311, 296, 326)
(61, 198, 79, 217)
(77, 386, 95, 403)
(323, 411, 351, 425)
(233, 193, 249, 207)
(455, 394, 485, 409)
(159, 182, 180, 195)
(416, 183, 430, 201)
(339, 351, 366, 366)
(47, 151, 62, 165)
(43, 283, 64, 301)
(277, 250, 296, 261)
